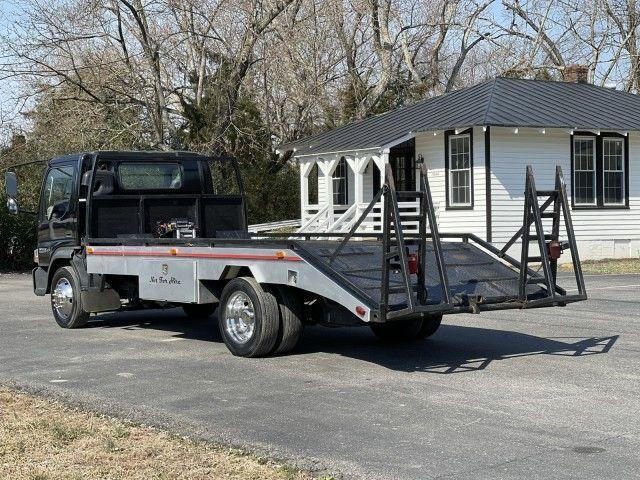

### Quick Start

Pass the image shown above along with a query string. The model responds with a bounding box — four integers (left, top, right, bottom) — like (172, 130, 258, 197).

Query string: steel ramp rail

(500, 165, 587, 307)
(329, 163, 452, 322)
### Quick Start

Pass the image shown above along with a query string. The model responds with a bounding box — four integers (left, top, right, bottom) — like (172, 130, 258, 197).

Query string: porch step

(541, 212, 560, 219)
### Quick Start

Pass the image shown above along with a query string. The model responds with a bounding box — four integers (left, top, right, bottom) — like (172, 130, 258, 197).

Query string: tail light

(407, 253, 419, 274)
(548, 240, 562, 260)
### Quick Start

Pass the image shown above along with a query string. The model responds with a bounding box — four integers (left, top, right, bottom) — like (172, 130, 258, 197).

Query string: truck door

(37, 163, 77, 265)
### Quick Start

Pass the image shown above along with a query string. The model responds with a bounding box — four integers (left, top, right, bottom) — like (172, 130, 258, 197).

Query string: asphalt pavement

(0, 272, 638, 479)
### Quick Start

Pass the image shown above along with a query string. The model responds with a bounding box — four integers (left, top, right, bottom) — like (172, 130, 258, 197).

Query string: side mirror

(6, 197, 18, 215)
(5, 171, 18, 198)
(4, 171, 19, 215)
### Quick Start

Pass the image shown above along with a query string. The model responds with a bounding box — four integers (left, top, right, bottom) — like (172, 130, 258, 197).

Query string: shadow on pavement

(88, 308, 618, 374)
(297, 325, 619, 373)
(88, 308, 222, 342)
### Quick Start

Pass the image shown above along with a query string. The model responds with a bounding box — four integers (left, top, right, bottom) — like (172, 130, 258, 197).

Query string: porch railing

(300, 200, 429, 235)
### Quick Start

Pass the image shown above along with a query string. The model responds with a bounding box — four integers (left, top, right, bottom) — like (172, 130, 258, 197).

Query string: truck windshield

(118, 163, 182, 190)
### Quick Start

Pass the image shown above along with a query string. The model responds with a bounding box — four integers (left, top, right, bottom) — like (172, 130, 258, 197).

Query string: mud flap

(33, 267, 48, 296)
(81, 289, 121, 313)
(71, 253, 121, 313)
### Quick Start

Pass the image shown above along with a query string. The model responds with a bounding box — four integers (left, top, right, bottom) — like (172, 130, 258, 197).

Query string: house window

(308, 163, 319, 204)
(332, 157, 348, 205)
(571, 133, 628, 208)
(603, 138, 624, 205)
(573, 137, 596, 205)
(447, 133, 472, 207)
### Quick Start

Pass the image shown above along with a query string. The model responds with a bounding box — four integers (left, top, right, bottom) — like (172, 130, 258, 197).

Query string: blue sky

(0, 1, 23, 139)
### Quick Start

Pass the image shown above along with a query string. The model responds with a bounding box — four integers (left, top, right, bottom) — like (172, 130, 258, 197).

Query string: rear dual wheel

(218, 277, 303, 357)
(370, 314, 442, 342)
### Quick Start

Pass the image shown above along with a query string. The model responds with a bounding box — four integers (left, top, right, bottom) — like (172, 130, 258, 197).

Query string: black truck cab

(6, 151, 246, 297)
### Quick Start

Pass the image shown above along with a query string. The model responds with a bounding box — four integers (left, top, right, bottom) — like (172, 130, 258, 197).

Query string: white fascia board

(293, 146, 381, 160)
(378, 132, 416, 150)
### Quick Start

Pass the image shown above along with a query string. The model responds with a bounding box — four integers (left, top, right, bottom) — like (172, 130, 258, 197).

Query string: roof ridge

(496, 75, 640, 96)
(482, 78, 499, 125)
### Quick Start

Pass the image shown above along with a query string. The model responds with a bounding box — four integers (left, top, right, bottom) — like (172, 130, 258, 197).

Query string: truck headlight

(33, 249, 39, 264)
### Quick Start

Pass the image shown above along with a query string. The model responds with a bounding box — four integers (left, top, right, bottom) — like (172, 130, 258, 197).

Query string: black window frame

(444, 128, 474, 210)
(332, 157, 349, 205)
(570, 131, 629, 210)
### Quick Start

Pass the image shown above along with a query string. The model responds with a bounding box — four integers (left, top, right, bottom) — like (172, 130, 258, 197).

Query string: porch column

(371, 153, 388, 190)
(373, 152, 389, 223)
(346, 156, 367, 208)
(299, 159, 316, 222)
(318, 157, 339, 219)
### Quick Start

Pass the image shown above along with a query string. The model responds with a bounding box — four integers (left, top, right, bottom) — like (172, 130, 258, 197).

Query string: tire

(50, 266, 89, 329)
(417, 314, 442, 339)
(182, 303, 216, 318)
(370, 318, 423, 342)
(218, 277, 279, 357)
(270, 286, 304, 355)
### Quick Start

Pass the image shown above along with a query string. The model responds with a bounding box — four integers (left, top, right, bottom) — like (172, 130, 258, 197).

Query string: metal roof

(281, 77, 640, 156)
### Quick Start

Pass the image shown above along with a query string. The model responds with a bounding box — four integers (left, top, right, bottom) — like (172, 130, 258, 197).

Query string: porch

(297, 139, 425, 234)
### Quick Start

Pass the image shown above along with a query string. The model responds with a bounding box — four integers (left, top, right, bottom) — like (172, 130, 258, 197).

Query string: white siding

(490, 128, 640, 260)
(416, 129, 487, 239)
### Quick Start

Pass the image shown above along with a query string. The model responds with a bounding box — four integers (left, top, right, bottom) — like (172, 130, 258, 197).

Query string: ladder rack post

(556, 166, 587, 299)
(419, 163, 451, 307)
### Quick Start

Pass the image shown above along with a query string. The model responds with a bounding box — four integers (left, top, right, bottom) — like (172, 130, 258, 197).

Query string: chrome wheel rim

(52, 278, 74, 320)
(224, 291, 256, 344)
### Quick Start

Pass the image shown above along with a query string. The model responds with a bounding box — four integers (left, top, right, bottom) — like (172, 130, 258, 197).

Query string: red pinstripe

(87, 249, 303, 262)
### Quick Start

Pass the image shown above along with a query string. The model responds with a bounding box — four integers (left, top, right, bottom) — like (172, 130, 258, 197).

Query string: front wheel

(50, 266, 89, 328)
(218, 277, 280, 357)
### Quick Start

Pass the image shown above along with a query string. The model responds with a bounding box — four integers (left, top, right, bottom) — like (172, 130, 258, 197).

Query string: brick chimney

(564, 64, 589, 84)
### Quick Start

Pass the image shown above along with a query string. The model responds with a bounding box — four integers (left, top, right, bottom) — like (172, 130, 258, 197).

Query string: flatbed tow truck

(4, 151, 587, 357)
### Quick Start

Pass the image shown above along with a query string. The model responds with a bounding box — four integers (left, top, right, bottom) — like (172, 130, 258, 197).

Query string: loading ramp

(283, 163, 587, 322)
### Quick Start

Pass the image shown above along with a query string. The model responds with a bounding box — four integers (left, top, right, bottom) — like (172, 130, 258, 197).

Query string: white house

(278, 74, 640, 260)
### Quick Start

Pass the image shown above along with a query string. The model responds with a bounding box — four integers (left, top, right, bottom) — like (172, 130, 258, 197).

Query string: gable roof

(281, 77, 640, 157)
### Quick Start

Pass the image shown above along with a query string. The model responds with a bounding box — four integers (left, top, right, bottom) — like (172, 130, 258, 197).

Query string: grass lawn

(559, 258, 640, 275)
(0, 388, 323, 480)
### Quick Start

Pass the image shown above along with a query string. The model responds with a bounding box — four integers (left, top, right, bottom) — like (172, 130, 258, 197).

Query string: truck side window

(118, 163, 183, 190)
(42, 166, 74, 221)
